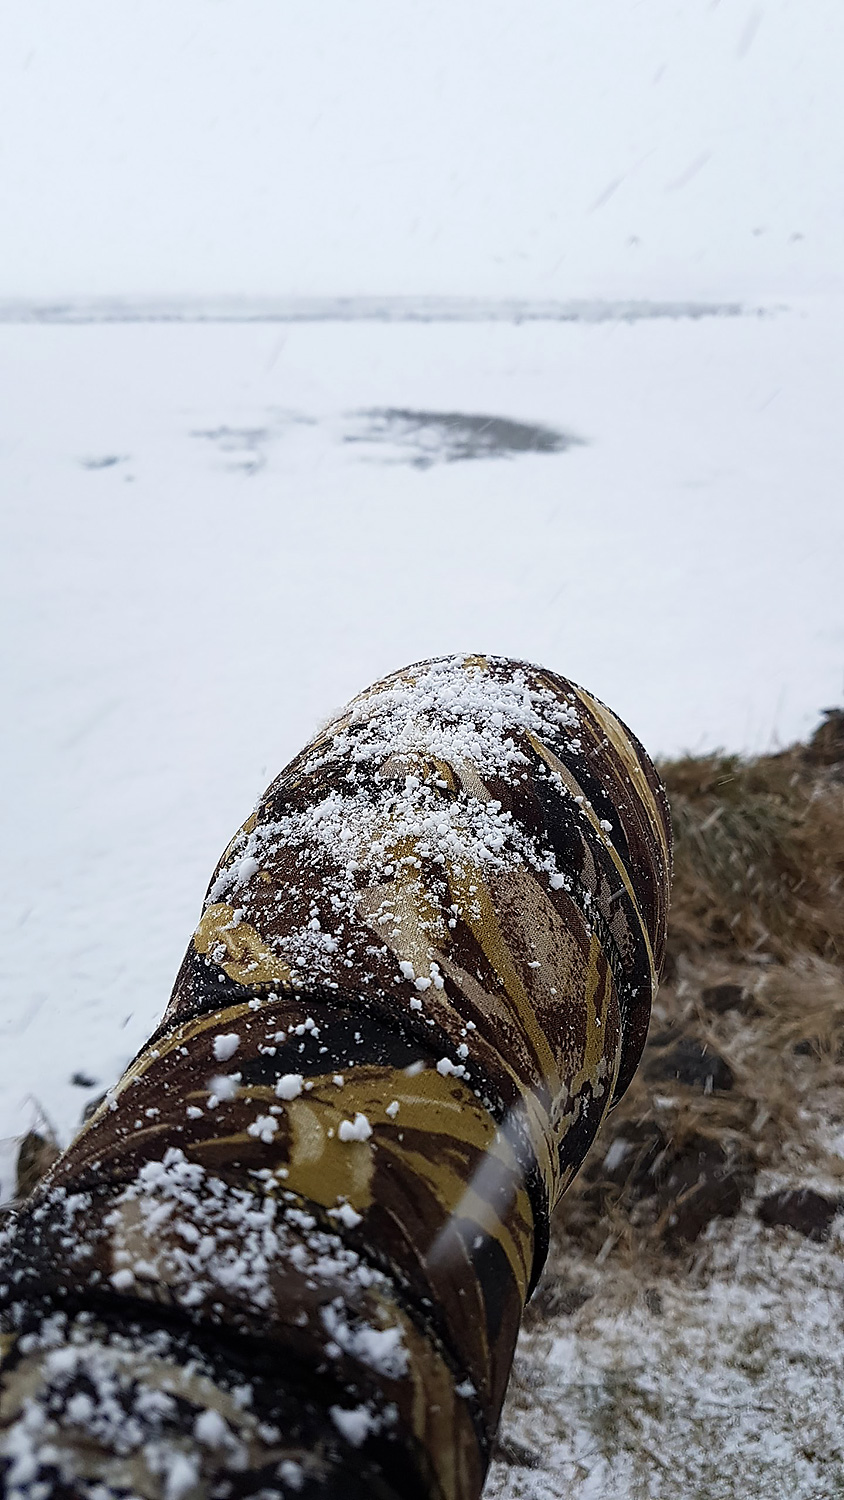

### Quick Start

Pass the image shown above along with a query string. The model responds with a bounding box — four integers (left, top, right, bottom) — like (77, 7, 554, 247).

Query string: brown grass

(547, 708, 844, 1278)
(663, 710, 844, 970)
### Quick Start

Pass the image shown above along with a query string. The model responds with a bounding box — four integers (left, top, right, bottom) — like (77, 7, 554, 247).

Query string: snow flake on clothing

(100, 1147, 391, 1318)
(337, 1113, 373, 1143)
(212, 1033, 240, 1062)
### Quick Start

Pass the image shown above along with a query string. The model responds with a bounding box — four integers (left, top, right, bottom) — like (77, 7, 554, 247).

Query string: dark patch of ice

(192, 411, 313, 474)
(191, 425, 272, 475)
(344, 408, 580, 467)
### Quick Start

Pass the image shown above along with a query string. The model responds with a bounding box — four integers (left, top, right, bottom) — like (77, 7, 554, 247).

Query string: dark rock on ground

(582, 1117, 754, 1245)
(659, 1135, 754, 1243)
(347, 408, 579, 468)
(700, 982, 760, 1016)
(648, 1027, 682, 1046)
(82, 1091, 108, 1122)
(757, 1188, 842, 1242)
(645, 1036, 734, 1092)
(598, 1118, 666, 1188)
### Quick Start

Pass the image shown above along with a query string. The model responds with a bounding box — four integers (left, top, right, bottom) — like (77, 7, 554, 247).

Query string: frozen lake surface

(1, 299, 842, 1150)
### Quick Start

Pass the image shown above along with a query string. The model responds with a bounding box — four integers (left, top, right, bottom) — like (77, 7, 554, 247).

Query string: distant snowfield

(1, 298, 842, 1151)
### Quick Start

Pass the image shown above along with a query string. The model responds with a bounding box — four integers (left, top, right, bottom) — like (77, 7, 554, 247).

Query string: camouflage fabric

(0, 655, 671, 1499)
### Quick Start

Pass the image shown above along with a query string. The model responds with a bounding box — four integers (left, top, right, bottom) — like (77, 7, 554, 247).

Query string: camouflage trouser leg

(0, 655, 671, 1500)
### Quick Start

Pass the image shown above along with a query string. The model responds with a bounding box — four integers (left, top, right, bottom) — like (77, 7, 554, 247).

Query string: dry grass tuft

(663, 713, 844, 970)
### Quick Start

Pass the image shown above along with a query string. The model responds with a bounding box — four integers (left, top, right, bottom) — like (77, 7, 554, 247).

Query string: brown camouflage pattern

(0, 655, 671, 1499)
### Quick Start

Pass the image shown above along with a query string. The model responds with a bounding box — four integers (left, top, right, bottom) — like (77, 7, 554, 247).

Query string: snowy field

(1, 298, 843, 1158)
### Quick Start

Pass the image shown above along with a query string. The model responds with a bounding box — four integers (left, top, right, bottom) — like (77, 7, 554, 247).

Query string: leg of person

(1, 655, 671, 1500)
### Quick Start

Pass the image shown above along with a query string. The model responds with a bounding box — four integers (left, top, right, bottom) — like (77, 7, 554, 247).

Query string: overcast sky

(1, 1, 842, 300)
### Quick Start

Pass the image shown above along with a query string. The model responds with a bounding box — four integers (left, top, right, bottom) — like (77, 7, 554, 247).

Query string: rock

(658, 1135, 752, 1243)
(648, 1027, 681, 1046)
(645, 1036, 734, 1092)
(700, 982, 759, 1016)
(757, 1188, 842, 1242)
(71, 1071, 98, 1088)
(571, 1120, 755, 1247)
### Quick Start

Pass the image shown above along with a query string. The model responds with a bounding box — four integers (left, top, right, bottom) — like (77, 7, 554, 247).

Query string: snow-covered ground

(1, 299, 842, 1152)
(487, 1206, 844, 1500)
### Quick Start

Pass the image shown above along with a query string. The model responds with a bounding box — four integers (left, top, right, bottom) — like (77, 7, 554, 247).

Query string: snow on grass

(487, 1209, 844, 1500)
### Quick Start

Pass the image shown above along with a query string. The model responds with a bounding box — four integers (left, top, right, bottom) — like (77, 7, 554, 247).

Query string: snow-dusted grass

(488, 1210, 844, 1500)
